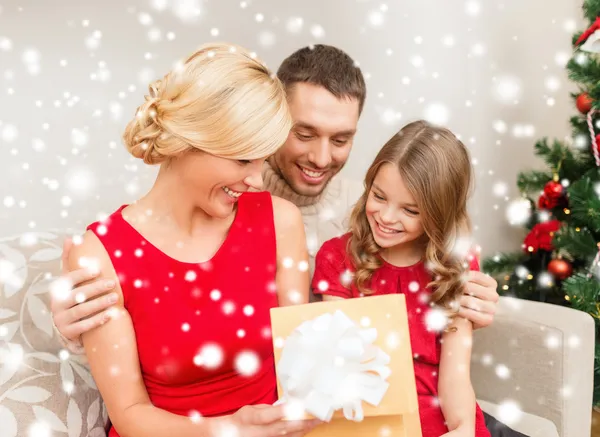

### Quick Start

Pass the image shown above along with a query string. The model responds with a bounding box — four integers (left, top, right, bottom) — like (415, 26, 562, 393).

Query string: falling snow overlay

(0, 0, 597, 435)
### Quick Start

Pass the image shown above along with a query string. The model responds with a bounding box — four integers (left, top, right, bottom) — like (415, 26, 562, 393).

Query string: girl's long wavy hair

(348, 120, 474, 311)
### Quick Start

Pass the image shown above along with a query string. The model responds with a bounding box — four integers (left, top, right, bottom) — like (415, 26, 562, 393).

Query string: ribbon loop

(276, 310, 391, 422)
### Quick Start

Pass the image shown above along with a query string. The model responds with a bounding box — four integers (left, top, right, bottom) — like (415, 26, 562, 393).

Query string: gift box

(270, 294, 422, 437)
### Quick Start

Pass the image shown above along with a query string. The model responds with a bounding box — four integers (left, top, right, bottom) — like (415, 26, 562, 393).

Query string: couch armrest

(471, 296, 595, 437)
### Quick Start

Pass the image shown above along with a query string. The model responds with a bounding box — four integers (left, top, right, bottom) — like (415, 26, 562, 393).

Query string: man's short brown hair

(277, 44, 367, 113)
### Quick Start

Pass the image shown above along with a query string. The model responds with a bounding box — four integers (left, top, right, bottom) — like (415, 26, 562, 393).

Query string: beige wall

(0, 0, 585, 256)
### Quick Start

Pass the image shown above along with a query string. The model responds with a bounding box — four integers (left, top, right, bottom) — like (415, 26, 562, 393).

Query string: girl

(312, 120, 491, 437)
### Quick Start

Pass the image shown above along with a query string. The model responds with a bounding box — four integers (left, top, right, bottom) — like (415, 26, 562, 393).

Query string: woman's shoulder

(66, 230, 113, 276)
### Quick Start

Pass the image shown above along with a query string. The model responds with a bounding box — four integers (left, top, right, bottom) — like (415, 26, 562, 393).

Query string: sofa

(0, 230, 595, 437)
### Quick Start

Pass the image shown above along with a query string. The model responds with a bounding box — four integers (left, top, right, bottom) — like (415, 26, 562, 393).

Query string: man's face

(270, 82, 360, 197)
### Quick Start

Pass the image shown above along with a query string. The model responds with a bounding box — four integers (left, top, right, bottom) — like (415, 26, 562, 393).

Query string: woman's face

(171, 150, 265, 219)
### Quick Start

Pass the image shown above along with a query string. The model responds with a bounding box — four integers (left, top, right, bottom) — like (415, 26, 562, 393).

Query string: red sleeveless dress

(312, 234, 491, 437)
(87, 192, 279, 437)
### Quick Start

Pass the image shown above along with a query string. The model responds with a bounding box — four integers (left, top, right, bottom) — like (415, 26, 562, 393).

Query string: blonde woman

(313, 120, 503, 437)
(65, 43, 319, 437)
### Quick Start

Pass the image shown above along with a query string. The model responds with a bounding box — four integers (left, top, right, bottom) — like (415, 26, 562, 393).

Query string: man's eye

(296, 133, 313, 141)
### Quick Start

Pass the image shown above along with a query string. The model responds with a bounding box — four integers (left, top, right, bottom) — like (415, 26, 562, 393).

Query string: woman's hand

(440, 424, 474, 437)
(216, 404, 321, 437)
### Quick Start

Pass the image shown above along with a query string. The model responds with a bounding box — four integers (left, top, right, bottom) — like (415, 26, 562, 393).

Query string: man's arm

(458, 270, 499, 330)
(51, 237, 118, 353)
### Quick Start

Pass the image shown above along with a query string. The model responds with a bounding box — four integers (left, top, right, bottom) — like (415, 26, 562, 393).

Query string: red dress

(87, 192, 279, 437)
(312, 234, 491, 437)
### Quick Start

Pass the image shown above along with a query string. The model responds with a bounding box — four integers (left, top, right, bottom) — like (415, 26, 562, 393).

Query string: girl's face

(365, 162, 425, 250)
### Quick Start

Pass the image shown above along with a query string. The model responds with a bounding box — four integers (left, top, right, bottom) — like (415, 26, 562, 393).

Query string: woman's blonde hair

(348, 120, 474, 311)
(123, 43, 292, 164)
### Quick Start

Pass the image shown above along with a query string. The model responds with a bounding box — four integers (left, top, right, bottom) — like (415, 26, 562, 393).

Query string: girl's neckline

(378, 254, 424, 271)
(115, 204, 241, 266)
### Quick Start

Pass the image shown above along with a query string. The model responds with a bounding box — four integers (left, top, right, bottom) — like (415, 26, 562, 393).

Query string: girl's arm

(272, 196, 310, 306)
(438, 317, 476, 436)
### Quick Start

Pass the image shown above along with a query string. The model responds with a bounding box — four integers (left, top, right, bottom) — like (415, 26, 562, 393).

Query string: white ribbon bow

(276, 310, 391, 422)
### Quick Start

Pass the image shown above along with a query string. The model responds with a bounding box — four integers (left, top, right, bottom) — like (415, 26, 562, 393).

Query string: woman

(67, 43, 319, 437)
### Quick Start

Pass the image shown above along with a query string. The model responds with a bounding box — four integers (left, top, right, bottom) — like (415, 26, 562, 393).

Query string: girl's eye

(405, 208, 419, 215)
(373, 193, 384, 201)
(238, 159, 251, 165)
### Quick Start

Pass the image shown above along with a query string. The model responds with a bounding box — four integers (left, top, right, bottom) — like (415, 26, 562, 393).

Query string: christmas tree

(483, 0, 600, 406)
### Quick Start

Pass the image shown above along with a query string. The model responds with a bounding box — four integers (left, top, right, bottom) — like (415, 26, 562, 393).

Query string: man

(52, 44, 521, 436)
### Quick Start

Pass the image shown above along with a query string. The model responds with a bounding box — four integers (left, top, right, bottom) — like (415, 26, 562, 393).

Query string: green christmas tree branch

(481, 252, 524, 276)
(563, 273, 600, 313)
(553, 226, 598, 259)
(567, 174, 600, 233)
(583, 0, 600, 22)
(517, 170, 552, 193)
(567, 56, 600, 86)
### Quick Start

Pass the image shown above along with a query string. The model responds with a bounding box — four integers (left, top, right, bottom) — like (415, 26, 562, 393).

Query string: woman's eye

(238, 159, 251, 165)
(373, 193, 384, 200)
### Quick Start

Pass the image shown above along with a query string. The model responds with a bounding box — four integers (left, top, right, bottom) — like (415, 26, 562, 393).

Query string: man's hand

(458, 270, 499, 330)
(50, 238, 117, 343)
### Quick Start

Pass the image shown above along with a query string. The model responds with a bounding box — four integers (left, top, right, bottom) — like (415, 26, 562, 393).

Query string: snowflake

(505, 198, 531, 226)
(385, 331, 401, 349)
(1, 123, 18, 142)
(495, 364, 510, 379)
(545, 334, 560, 349)
(423, 102, 449, 125)
(188, 410, 203, 423)
(194, 344, 223, 369)
(28, 421, 52, 437)
(465, 0, 481, 16)
(286, 17, 304, 33)
(235, 351, 260, 376)
(492, 76, 522, 104)
(317, 280, 329, 292)
(496, 400, 523, 426)
(210, 289, 222, 301)
(182, 323, 190, 332)
(222, 301, 236, 315)
(243, 305, 254, 316)
(185, 271, 197, 282)
(424, 308, 448, 332)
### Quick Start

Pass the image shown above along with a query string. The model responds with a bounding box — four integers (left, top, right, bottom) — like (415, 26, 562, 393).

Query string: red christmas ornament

(547, 259, 573, 280)
(576, 92, 593, 114)
(523, 220, 562, 253)
(543, 180, 563, 199)
(537, 194, 556, 209)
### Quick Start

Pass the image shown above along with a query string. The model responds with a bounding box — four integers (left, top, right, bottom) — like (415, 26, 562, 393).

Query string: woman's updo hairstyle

(123, 42, 292, 164)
